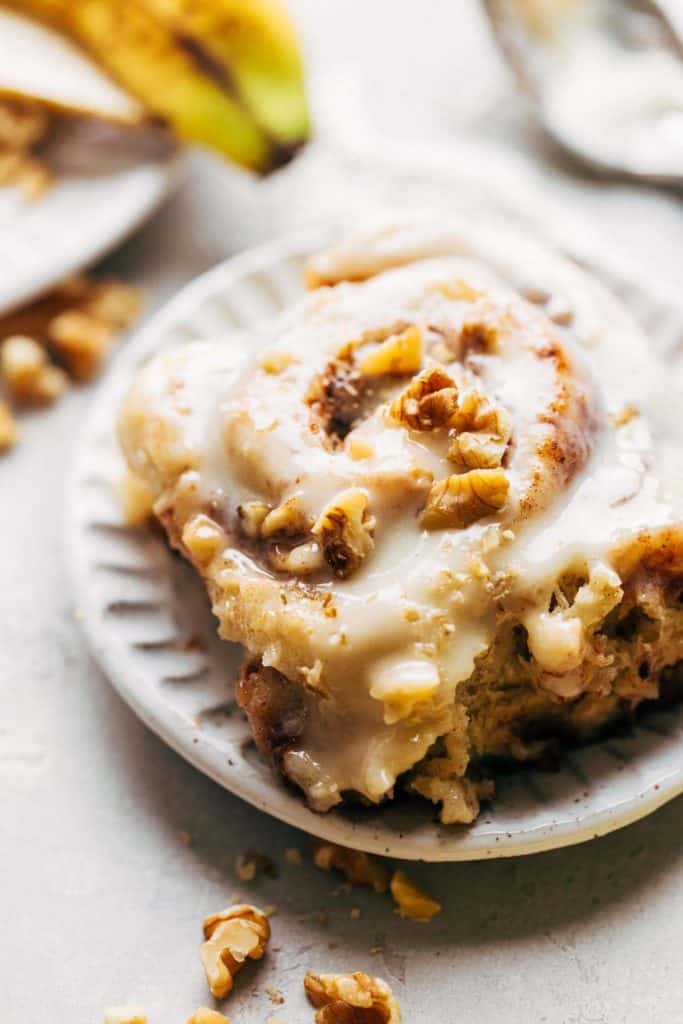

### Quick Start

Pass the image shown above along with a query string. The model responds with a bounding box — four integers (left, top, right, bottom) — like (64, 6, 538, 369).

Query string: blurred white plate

(0, 158, 181, 314)
(68, 224, 683, 862)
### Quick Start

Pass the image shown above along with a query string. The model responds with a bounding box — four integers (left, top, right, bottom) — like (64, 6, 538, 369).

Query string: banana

(0, 0, 309, 172)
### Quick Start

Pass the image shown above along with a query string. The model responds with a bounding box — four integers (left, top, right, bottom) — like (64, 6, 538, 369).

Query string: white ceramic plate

(0, 157, 180, 315)
(69, 224, 683, 861)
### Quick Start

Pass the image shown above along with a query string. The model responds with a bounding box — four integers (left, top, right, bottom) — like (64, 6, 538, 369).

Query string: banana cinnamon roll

(119, 220, 683, 823)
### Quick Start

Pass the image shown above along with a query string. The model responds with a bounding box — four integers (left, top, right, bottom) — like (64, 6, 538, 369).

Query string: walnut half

(448, 387, 511, 470)
(200, 904, 270, 998)
(388, 365, 458, 431)
(304, 971, 401, 1024)
(421, 468, 509, 530)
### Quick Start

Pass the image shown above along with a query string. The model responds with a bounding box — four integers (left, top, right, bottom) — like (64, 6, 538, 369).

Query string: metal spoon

(484, 0, 683, 187)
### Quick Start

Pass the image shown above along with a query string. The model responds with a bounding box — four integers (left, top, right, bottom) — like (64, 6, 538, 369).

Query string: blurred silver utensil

(484, 0, 683, 186)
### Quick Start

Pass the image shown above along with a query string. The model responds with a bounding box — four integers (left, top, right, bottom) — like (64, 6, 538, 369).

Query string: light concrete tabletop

(2, 3, 683, 1022)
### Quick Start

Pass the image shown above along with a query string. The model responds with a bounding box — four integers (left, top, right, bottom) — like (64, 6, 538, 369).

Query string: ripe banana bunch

(1, 0, 309, 172)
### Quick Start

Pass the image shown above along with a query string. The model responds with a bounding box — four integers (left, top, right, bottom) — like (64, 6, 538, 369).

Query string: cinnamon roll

(119, 220, 683, 823)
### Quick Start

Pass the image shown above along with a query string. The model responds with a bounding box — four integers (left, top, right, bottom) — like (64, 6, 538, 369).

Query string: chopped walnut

(186, 1010, 232, 1024)
(0, 335, 67, 404)
(261, 496, 312, 539)
(312, 488, 375, 578)
(389, 870, 441, 922)
(421, 468, 509, 530)
(346, 434, 374, 460)
(237, 500, 271, 538)
(200, 904, 271, 999)
(0, 401, 18, 451)
(388, 365, 458, 430)
(304, 971, 401, 1024)
(268, 539, 325, 575)
(357, 324, 423, 377)
(311, 840, 390, 893)
(104, 1009, 147, 1024)
(0, 276, 140, 384)
(182, 514, 224, 567)
(48, 311, 113, 381)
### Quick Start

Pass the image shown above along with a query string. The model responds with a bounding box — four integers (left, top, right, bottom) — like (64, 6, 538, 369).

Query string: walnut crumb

(389, 870, 441, 922)
(304, 971, 401, 1024)
(357, 324, 423, 377)
(186, 1010, 232, 1024)
(104, 1009, 147, 1024)
(200, 904, 270, 998)
(311, 840, 390, 893)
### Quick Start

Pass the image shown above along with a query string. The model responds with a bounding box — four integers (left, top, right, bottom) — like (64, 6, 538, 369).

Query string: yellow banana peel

(1, 0, 309, 173)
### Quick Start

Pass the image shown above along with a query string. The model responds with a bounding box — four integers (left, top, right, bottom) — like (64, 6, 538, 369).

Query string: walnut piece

(261, 496, 312, 538)
(237, 500, 271, 538)
(389, 870, 441, 922)
(312, 488, 375, 578)
(448, 387, 511, 469)
(388, 365, 458, 431)
(104, 1009, 147, 1024)
(0, 335, 67, 404)
(182, 514, 225, 567)
(421, 468, 509, 530)
(49, 311, 113, 381)
(200, 904, 270, 998)
(304, 971, 401, 1024)
(0, 401, 18, 451)
(311, 840, 390, 893)
(357, 324, 423, 377)
(186, 1009, 232, 1024)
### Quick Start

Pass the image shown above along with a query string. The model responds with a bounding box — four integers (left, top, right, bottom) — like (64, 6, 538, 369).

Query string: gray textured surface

(2, 3, 683, 1021)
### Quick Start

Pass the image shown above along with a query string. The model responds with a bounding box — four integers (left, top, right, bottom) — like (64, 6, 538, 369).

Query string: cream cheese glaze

(119, 219, 683, 819)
